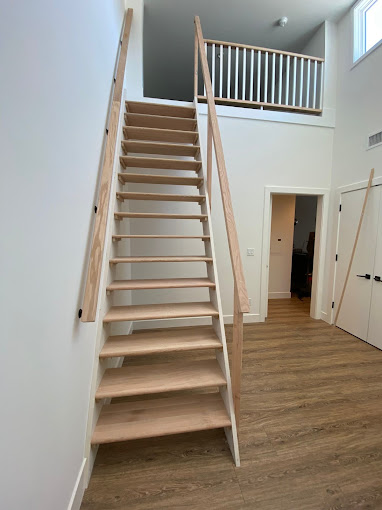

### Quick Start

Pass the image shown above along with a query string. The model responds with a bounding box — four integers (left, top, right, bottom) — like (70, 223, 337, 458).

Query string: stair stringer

(83, 87, 133, 485)
(194, 101, 240, 467)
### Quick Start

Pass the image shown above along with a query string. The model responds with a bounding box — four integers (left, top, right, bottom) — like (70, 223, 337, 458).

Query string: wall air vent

(367, 130, 382, 150)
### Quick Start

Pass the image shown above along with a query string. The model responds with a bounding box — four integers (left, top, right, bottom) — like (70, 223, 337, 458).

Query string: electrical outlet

(247, 248, 255, 256)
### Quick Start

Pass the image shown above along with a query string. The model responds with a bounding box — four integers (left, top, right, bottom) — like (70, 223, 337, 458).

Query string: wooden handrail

(194, 16, 250, 314)
(204, 38, 325, 62)
(81, 9, 133, 323)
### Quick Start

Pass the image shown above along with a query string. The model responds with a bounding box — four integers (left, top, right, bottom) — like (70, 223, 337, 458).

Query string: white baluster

(249, 49, 254, 101)
(257, 50, 261, 102)
(313, 60, 318, 109)
(204, 42, 207, 96)
(299, 57, 304, 107)
(292, 56, 297, 106)
(219, 44, 223, 98)
(235, 47, 239, 100)
(212, 43, 216, 97)
(306, 58, 311, 108)
(242, 48, 246, 100)
(320, 61, 324, 109)
(285, 55, 290, 105)
(227, 46, 231, 99)
(278, 54, 283, 104)
(271, 53, 276, 103)
(264, 51, 268, 103)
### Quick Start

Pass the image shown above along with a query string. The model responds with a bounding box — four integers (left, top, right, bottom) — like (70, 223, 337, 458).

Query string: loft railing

(197, 37, 325, 115)
(194, 16, 250, 427)
(81, 9, 133, 323)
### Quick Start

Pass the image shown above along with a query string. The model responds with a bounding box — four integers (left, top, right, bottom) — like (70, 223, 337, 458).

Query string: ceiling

(143, 0, 354, 101)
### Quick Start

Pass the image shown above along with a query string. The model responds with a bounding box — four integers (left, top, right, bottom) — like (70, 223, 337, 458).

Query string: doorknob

(374, 275, 381, 282)
(357, 273, 371, 279)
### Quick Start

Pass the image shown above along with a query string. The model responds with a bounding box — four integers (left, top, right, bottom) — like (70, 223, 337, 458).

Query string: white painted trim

(321, 311, 329, 323)
(329, 176, 380, 323)
(67, 458, 86, 510)
(268, 292, 291, 299)
(83, 87, 131, 487)
(336, 175, 382, 194)
(352, 0, 382, 67)
(197, 102, 336, 128)
(261, 186, 330, 322)
(193, 98, 240, 467)
(352, 38, 382, 68)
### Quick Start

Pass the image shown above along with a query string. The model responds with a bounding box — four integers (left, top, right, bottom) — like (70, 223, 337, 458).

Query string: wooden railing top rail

(81, 8, 133, 323)
(204, 38, 325, 63)
(195, 16, 250, 314)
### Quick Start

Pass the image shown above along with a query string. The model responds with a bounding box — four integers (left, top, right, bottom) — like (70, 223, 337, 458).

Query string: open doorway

(261, 187, 329, 321)
(268, 194, 318, 311)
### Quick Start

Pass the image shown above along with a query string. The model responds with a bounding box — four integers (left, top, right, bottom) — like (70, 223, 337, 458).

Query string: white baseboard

(321, 311, 331, 324)
(268, 292, 291, 299)
(133, 314, 262, 330)
(223, 313, 262, 324)
(67, 458, 86, 510)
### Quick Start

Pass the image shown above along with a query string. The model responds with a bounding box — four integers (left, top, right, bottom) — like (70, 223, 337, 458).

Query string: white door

(367, 191, 382, 349)
(334, 186, 381, 340)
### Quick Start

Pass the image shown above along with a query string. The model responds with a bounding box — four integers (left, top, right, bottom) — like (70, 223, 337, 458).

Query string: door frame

(261, 186, 330, 321)
(331, 175, 382, 324)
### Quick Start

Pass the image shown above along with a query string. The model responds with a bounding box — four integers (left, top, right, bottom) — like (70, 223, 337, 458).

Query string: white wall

(202, 113, 333, 321)
(322, 7, 382, 320)
(269, 195, 296, 299)
(0, 1, 125, 509)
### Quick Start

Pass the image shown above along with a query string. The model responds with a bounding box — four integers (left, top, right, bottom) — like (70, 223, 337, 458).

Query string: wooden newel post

(232, 282, 244, 429)
(207, 110, 212, 208)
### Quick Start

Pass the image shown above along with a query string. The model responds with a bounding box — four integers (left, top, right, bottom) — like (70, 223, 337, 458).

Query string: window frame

(353, 0, 382, 65)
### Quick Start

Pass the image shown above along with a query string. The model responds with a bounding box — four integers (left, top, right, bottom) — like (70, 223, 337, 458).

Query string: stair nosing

(95, 359, 226, 400)
(125, 112, 197, 123)
(103, 301, 219, 323)
(112, 235, 210, 239)
(114, 212, 207, 220)
(100, 327, 222, 358)
(91, 393, 230, 444)
(109, 255, 213, 264)
(116, 192, 205, 203)
(106, 277, 216, 291)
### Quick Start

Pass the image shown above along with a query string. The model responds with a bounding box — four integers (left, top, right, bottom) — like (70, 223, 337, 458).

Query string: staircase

(90, 100, 240, 465)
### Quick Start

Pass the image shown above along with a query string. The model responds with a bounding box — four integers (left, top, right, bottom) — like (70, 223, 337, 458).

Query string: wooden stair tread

(122, 141, 199, 157)
(91, 393, 230, 444)
(109, 255, 212, 264)
(123, 126, 198, 144)
(95, 359, 226, 399)
(125, 101, 196, 118)
(125, 113, 197, 132)
(114, 212, 207, 221)
(106, 278, 215, 291)
(100, 327, 222, 358)
(116, 192, 205, 203)
(120, 156, 201, 172)
(112, 234, 210, 240)
(103, 301, 219, 322)
(118, 173, 202, 187)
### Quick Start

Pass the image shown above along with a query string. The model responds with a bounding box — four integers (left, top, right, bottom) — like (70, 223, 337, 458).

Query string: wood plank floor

(81, 297, 382, 509)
